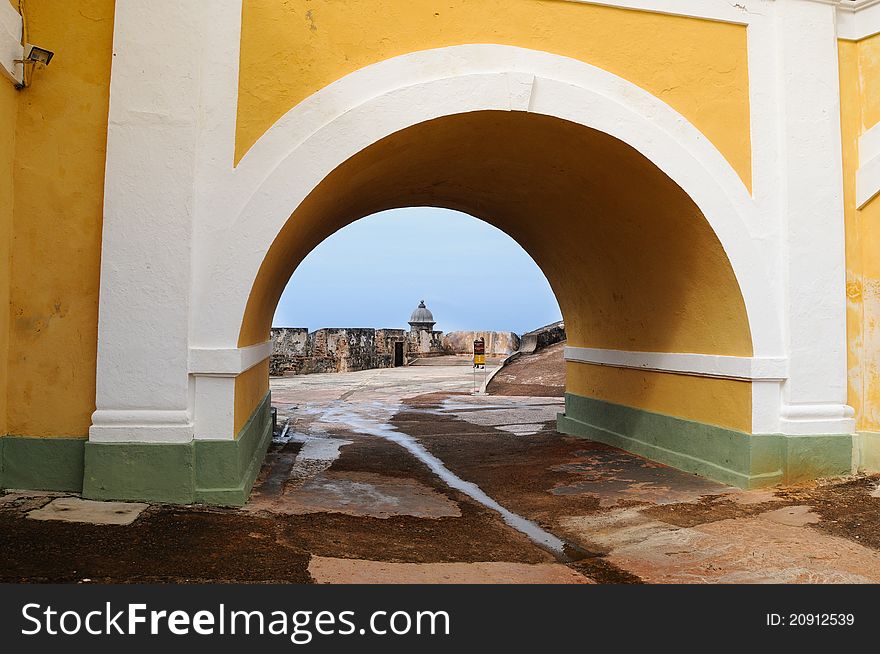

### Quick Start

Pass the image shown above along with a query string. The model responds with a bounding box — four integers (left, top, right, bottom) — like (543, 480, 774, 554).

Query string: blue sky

(272, 207, 562, 334)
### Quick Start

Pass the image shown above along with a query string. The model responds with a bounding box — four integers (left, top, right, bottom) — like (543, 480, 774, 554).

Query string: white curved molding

(857, 155, 880, 207)
(564, 346, 788, 381)
(195, 45, 783, 366)
(0, 0, 22, 85)
(95, 1, 853, 443)
(837, 0, 880, 41)
(564, 347, 855, 434)
(561, 0, 756, 23)
(780, 402, 856, 435)
(857, 122, 880, 207)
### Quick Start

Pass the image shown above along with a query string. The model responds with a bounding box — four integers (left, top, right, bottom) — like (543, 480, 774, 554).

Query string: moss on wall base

(558, 393, 853, 489)
(0, 436, 86, 492)
(82, 393, 273, 505)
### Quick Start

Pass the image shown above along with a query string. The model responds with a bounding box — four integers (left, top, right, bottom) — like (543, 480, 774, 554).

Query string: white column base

(89, 409, 194, 443)
(779, 403, 856, 435)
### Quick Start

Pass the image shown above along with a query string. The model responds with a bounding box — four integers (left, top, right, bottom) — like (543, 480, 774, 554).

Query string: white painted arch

(192, 45, 784, 365)
(94, 3, 853, 446)
(181, 44, 798, 439)
(71, 0, 869, 489)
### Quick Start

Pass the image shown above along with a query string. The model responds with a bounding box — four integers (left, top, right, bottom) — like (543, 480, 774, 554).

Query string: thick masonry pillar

(775, 0, 855, 438)
(86, 1, 270, 505)
(89, 1, 200, 445)
(85, 2, 226, 503)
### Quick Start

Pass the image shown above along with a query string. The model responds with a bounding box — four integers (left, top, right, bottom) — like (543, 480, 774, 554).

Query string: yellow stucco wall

(237, 0, 753, 190)
(238, 110, 753, 431)
(840, 35, 880, 433)
(0, 78, 16, 437)
(234, 359, 270, 436)
(0, 2, 758, 439)
(858, 35, 880, 132)
(566, 362, 751, 432)
(6, 0, 114, 438)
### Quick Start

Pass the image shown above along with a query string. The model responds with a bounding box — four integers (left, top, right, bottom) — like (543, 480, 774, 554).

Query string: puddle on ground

(274, 471, 462, 519)
(317, 403, 592, 563)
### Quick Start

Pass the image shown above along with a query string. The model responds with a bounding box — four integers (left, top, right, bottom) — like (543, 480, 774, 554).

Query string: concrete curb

(480, 351, 523, 393)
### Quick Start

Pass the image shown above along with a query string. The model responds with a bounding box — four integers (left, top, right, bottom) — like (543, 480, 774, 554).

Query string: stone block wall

(271, 327, 408, 375)
(377, 329, 408, 367)
(441, 331, 521, 356)
(271, 326, 529, 375)
(407, 329, 445, 358)
(518, 321, 566, 354)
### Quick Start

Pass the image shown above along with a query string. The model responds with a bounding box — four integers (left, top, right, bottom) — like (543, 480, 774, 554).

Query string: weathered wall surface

(519, 322, 566, 354)
(237, 0, 752, 189)
(270, 327, 408, 375)
(840, 34, 880, 434)
(407, 329, 444, 358)
(314, 328, 379, 373)
(377, 329, 408, 365)
(6, 0, 114, 438)
(272, 325, 527, 374)
(0, 57, 16, 437)
(441, 331, 520, 356)
(243, 109, 755, 435)
(269, 327, 309, 375)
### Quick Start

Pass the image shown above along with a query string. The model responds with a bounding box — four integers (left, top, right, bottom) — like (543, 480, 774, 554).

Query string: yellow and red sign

(473, 338, 486, 368)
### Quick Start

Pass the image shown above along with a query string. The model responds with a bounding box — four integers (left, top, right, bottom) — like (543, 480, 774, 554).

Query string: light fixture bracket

(13, 43, 54, 88)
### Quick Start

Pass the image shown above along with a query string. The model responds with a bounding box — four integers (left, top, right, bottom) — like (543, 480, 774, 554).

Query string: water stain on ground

(393, 395, 719, 526)
(6, 359, 880, 584)
(550, 449, 730, 507)
(392, 395, 644, 578)
(641, 496, 782, 528)
(774, 476, 880, 549)
(264, 470, 462, 519)
(0, 496, 557, 583)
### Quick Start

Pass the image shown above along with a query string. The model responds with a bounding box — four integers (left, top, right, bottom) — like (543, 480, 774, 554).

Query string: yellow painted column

(840, 34, 880, 469)
(0, 77, 17, 437)
(7, 0, 114, 438)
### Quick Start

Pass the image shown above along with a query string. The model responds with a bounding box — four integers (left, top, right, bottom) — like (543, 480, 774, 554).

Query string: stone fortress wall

(270, 300, 527, 376)
(270, 326, 521, 376)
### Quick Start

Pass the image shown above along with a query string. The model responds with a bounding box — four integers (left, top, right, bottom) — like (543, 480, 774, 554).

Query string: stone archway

(86, 42, 851, 504)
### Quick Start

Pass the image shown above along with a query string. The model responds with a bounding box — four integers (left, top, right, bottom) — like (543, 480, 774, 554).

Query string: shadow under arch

(242, 110, 752, 356)
(237, 111, 754, 442)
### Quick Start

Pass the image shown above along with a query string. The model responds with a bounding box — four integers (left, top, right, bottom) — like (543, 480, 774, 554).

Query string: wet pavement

(3, 363, 880, 583)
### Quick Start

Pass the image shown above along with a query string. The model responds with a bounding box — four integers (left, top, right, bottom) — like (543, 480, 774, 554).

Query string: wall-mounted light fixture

(14, 43, 54, 89)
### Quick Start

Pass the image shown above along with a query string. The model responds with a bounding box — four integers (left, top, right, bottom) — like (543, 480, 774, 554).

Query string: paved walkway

(3, 364, 880, 583)
(257, 366, 880, 583)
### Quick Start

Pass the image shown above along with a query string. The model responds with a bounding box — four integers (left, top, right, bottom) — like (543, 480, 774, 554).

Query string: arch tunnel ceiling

(240, 110, 753, 360)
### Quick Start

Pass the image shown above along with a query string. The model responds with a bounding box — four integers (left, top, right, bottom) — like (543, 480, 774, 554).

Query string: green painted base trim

(856, 432, 880, 473)
(83, 440, 196, 504)
(194, 392, 274, 505)
(558, 394, 852, 489)
(82, 392, 273, 506)
(0, 436, 86, 492)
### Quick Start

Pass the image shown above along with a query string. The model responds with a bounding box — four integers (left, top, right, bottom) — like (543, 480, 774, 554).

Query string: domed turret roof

(409, 300, 435, 324)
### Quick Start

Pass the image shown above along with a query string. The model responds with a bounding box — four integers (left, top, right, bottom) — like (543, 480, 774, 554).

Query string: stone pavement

(3, 364, 880, 584)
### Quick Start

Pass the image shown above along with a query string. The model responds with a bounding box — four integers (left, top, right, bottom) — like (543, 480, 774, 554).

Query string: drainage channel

(317, 404, 593, 564)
